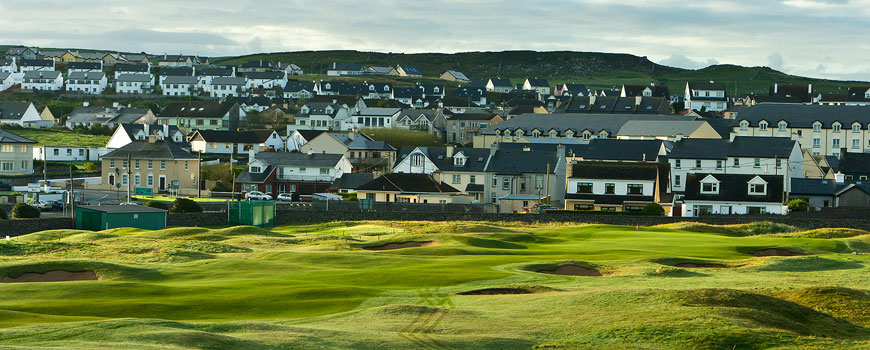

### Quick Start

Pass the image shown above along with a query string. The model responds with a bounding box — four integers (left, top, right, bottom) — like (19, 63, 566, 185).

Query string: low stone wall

(0, 217, 73, 236)
(166, 212, 228, 227)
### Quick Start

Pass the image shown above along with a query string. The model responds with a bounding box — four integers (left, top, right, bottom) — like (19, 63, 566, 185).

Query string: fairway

(0, 221, 869, 349)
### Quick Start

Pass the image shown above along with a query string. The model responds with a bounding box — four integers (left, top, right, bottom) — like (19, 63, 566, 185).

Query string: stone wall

(166, 212, 228, 227)
(0, 217, 73, 236)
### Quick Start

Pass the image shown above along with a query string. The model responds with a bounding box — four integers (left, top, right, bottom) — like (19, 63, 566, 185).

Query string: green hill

(212, 50, 867, 96)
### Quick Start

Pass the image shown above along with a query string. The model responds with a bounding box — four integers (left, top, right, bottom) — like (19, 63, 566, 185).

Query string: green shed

(228, 201, 276, 228)
(75, 205, 168, 231)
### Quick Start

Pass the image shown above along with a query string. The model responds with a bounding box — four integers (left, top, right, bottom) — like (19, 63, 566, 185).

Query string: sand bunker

(674, 263, 729, 269)
(537, 265, 603, 276)
(458, 287, 535, 295)
(2, 270, 98, 283)
(363, 241, 437, 251)
(752, 248, 806, 257)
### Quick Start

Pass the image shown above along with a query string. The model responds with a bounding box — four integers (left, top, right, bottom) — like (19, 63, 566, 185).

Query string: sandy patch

(2, 270, 99, 283)
(538, 265, 603, 276)
(363, 241, 437, 251)
(752, 248, 806, 257)
(458, 288, 534, 295)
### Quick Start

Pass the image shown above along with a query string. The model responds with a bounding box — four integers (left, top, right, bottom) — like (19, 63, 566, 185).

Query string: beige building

(97, 139, 200, 195)
(734, 104, 870, 157)
(300, 131, 396, 173)
(0, 130, 36, 175)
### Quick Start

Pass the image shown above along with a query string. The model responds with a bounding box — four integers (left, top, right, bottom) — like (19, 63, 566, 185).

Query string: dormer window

(250, 165, 262, 173)
(454, 156, 466, 166)
(700, 175, 720, 194)
(759, 121, 768, 131)
(833, 124, 841, 132)
(411, 153, 425, 167)
(549, 130, 558, 138)
(434, 87, 440, 93)
(325, 83, 331, 89)
(384, 86, 389, 91)
(565, 130, 574, 139)
(853, 124, 861, 133)
(748, 181, 767, 195)
(740, 121, 748, 131)
(583, 132, 591, 140)
(778, 122, 787, 131)
(369, 85, 375, 91)
(813, 123, 822, 132)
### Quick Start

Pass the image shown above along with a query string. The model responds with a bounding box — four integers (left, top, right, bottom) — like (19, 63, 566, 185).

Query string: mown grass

(0, 221, 868, 349)
(6, 128, 110, 147)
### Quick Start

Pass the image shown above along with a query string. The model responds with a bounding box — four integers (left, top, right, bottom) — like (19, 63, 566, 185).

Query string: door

(159, 177, 166, 191)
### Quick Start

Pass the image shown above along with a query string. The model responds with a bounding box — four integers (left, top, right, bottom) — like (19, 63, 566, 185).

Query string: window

(148, 160, 153, 169)
(749, 183, 766, 195)
(78, 149, 84, 156)
(134, 174, 141, 186)
(520, 178, 527, 191)
(52, 148, 59, 155)
(320, 168, 329, 175)
(759, 122, 767, 131)
(299, 167, 306, 172)
(110, 159, 115, 168)
(469, 175, 476, 184)
(740, 121, 748, 131)
(695, 160, 702, 169)
(854, 125, 861, 133)
(536, 175, 544, 189)
(160, 160, 166, 170)
(135, 160, 140, 169)
(701, 182, 718, 193)
(813, 137, 820, 148)
(491, 174, 496, 187)
(453, 175, 461, 184)
(411, 154, 425, 167)
(502, 178, 510, 190)
(576, 182, 593, 193)
(813, 124, 821, 132)
(853, 139, 860, 150)
(833, 124, 841, 132)
(674, 160, 681, 169)
(121, 174, 128, 185)
(185, 161, 188, 171)
(67, 149, 72, 156)
(147, 175, 153, 186)
(675, 175, 681, 187)
(776, 159, 782, 169)
(0, 162, 12, 171)
(573, 204, 593, 211)
(833, 138, 841, 149)
(778, 123, 787, 131)
(627, 184, 643, 195)
(754, 158, 761, 168)
(716, 160, 723, 170)
(250, 166, 261, 173)
(604, 183, 615, 194)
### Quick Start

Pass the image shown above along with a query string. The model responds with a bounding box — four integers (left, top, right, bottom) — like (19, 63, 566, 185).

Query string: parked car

(0, 180, 11, 191)
(35, 201, 59, 211)
(276, 193, 294, 202)
(245, 191, 273, 200)
(536, 204, 555, 214)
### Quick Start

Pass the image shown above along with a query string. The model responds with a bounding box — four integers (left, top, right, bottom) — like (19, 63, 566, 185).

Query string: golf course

(0, 221, 869, 349)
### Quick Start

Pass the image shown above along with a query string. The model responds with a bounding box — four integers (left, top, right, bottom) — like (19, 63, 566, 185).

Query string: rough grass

(0, 221, 869, 349)
(656, 221, 798, 236)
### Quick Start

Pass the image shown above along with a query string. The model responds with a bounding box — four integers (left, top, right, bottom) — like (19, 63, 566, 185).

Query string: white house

(198, 67, 235, 92)
(106, 123, 186, 149)
(114, 63, 150, 79)
(522, 78, 551, 95)
(681, 174, 787, 216)
(485, 78, 512, 93)
(19, 59, 54, 72)
(161, 76, 199, 96)
(210, 77, 248, 98)
(292, 102, 351, 131)
(22, 71, 63, 91)
(0, 58, 17, 73)
(235, 152, 352, 197)
(685, 81, 728, 111)
(0, 102, 49, 128)
(33, 146, 110, 162)
(115, 74, 154, 94)
(253, 129, 285, 151)
(343, 107, 401, 130)
(0, 72, 14, 92)
(67, 61, 103, 74)
(283, 81, 316, 99)
(0, 130, 37, 175)
(326, 63, 365, 76)
(564, 161, 669, 212)
(66, 72, 107, 94)
(285, 129, 327, 152)
(189, 130, 262, 155)
(244, 71, 287, 89)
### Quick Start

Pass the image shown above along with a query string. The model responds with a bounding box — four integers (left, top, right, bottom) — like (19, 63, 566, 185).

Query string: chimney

(808, 84, 812, 94)
(635, 96, 642, 105)
(348, 129, 355, 141)
(307, 149, 314, 156)
(489, 142, 499, 158)
(557, 144, 566, 160)
(835, 172, 845, 184)
(445, 145, 454, 158)
(147, 134, 159, 143)
(143, 123, 150, 136)
(589, 95, 596, 105)
(163, 124, 169, 138)
(248, 148, 256, 162)
(773, 83, 778, 94)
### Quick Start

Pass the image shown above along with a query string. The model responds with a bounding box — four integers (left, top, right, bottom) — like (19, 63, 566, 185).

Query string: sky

(1, 0, 869, 81)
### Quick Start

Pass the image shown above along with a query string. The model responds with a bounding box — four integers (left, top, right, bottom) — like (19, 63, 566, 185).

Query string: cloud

(767, 52, 785, 71)
(658, 54, 719, 69)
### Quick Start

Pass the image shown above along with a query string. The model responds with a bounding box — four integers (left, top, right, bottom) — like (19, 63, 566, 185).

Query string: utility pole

(230, 152, 236, 200)
(198, 151, 202, 198)
(69, 165, 74, 221)
(126, 154, 132, 203)
(545, 163, 551, 204)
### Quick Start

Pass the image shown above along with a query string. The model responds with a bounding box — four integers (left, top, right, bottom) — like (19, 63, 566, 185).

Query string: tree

(145, 200, 170, 210)
(787, 198, 809, 212)
(245, 111, 268, 129)
(170, 198, 202, 213)
(210, 181, 231, 192)
(12, 203, 40, 218)
(0, 208, 7, 220)
(84, 162, 98, 172)
(641, 203, 665, 216)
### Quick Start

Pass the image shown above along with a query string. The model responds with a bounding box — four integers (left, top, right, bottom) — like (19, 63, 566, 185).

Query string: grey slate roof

(357, 173, 459, 193)
(668, 139, 731, 160)
(23, 71, 61, 79)
(485, 144, 562, 175)
(284, 81, 316, 92)
(68, 62, 102, 70)
(399, 66, 422, 75)
(116, 73, 152, 83)
(394, 146, 490, 172)
(20, 59, 53, 67)
(190, 130, 260, 143)
(102, 140, 196, 160)
(486, 113, 691, 136)
(199, 67, 234, 76)
(668, 136, 796, 160)
(254, 152, 344, 167)
(160, 67, 194, 76)
(839, 153, 870, 174)
(688, 81, 726, 91)
(0, 72, 10, 80)
(162, 76, 198, 84)
(526, 78, 549, 88)
(736, 104, 870, 129)
(0, 130, 36, 143)
(68, 72, 106, 81)
(160, 101, 236, 119)
(575, 139, 665, 162)
(211, 76, 246, 85)
(683, 173, 783, 203)
(330, 133, 396, 151)
(0, 103, 31, 120)
(617, 120, 711, 137)
(244, 71, 285, 80)
(67, 106, 151, 125)
(115, 64, 149, 73)
(332, 173, 375, 190)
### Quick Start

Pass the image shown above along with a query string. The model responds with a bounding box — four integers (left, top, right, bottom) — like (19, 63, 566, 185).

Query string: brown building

(98, 138, 200, 195)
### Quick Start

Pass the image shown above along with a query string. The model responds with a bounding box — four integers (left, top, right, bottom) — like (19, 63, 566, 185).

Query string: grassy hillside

(212, 50, 868, 95)
(0, 221, 868, 348)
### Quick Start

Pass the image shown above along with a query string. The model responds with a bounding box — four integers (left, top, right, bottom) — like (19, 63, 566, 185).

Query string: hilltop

(211, 50, 867, 96)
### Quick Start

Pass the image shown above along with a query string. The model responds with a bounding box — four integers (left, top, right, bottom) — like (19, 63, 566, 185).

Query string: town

(1, 45, 868, 225)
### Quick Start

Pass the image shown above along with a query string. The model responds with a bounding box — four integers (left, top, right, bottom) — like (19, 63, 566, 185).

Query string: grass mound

(374, 304, 451, 316)
(452, 236, 527, 249)
(0, 241, 89, 256)
(170, 241, 252, 254)
(657, 221, 798, 236)
(644, 266, 707, 277)
(212, 226, 276, 236)
(774, 287, 870, 327)
(362, 241, 437, 250)
(754, 256, 863, 272)
(60, 232, 120, 242)
(522, 261, 612, 276)
(787, 228, 870, 239)
(14, 229, 91, 242)
(140, 227, 210, 239)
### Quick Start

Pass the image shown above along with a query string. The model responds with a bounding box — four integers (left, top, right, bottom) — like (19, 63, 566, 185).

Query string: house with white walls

(0, 58, 18, 73)
(21, 71, 63, 91)
(244, 71, 287, 89)
(115, 74, 154, 94)
(0, 72, 14, 92)
(106, 123, 186, 149)
(210, 77, 248, 98)
(67, 61, 103, 73)
(160, 76, 199, 96)
(0, 102, 50, 128)
(114, 63, 150, 79)
(66, 72, 107, 94)
(685, 81, 728, 111)
(681, 174, 787, 216)
(19, 59, 54, 72)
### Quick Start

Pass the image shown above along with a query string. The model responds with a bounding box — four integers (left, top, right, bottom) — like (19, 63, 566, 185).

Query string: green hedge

(11, 203, 40, 218)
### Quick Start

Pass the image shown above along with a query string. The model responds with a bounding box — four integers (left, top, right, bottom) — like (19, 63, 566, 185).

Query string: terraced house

(99, 139, 200, 195)
(0, 130, 36, 175)
(22, 71, 63, 91)
(157, 101, 243, 132)
(66, 72, 107, 94)
(732, 104, 870, 158)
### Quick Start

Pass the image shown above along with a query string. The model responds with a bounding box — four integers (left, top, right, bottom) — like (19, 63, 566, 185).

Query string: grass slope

(0, 221, 868, 349)
(5, 128, 109, 147)
(210, 50, 867, 95)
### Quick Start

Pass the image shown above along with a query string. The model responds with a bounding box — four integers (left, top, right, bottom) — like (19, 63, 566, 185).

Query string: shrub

(11, 203, 40, 218)
(170, 198, 202, 213)
(641, 203, 665, 216)
(84, 162, 98, 172)
(339, 192, 358, 201)
(210, 181, 231, 192)
(0, 208, 7, 220)
(145, 200, 170, 210)
(788, 198, 809, 212)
